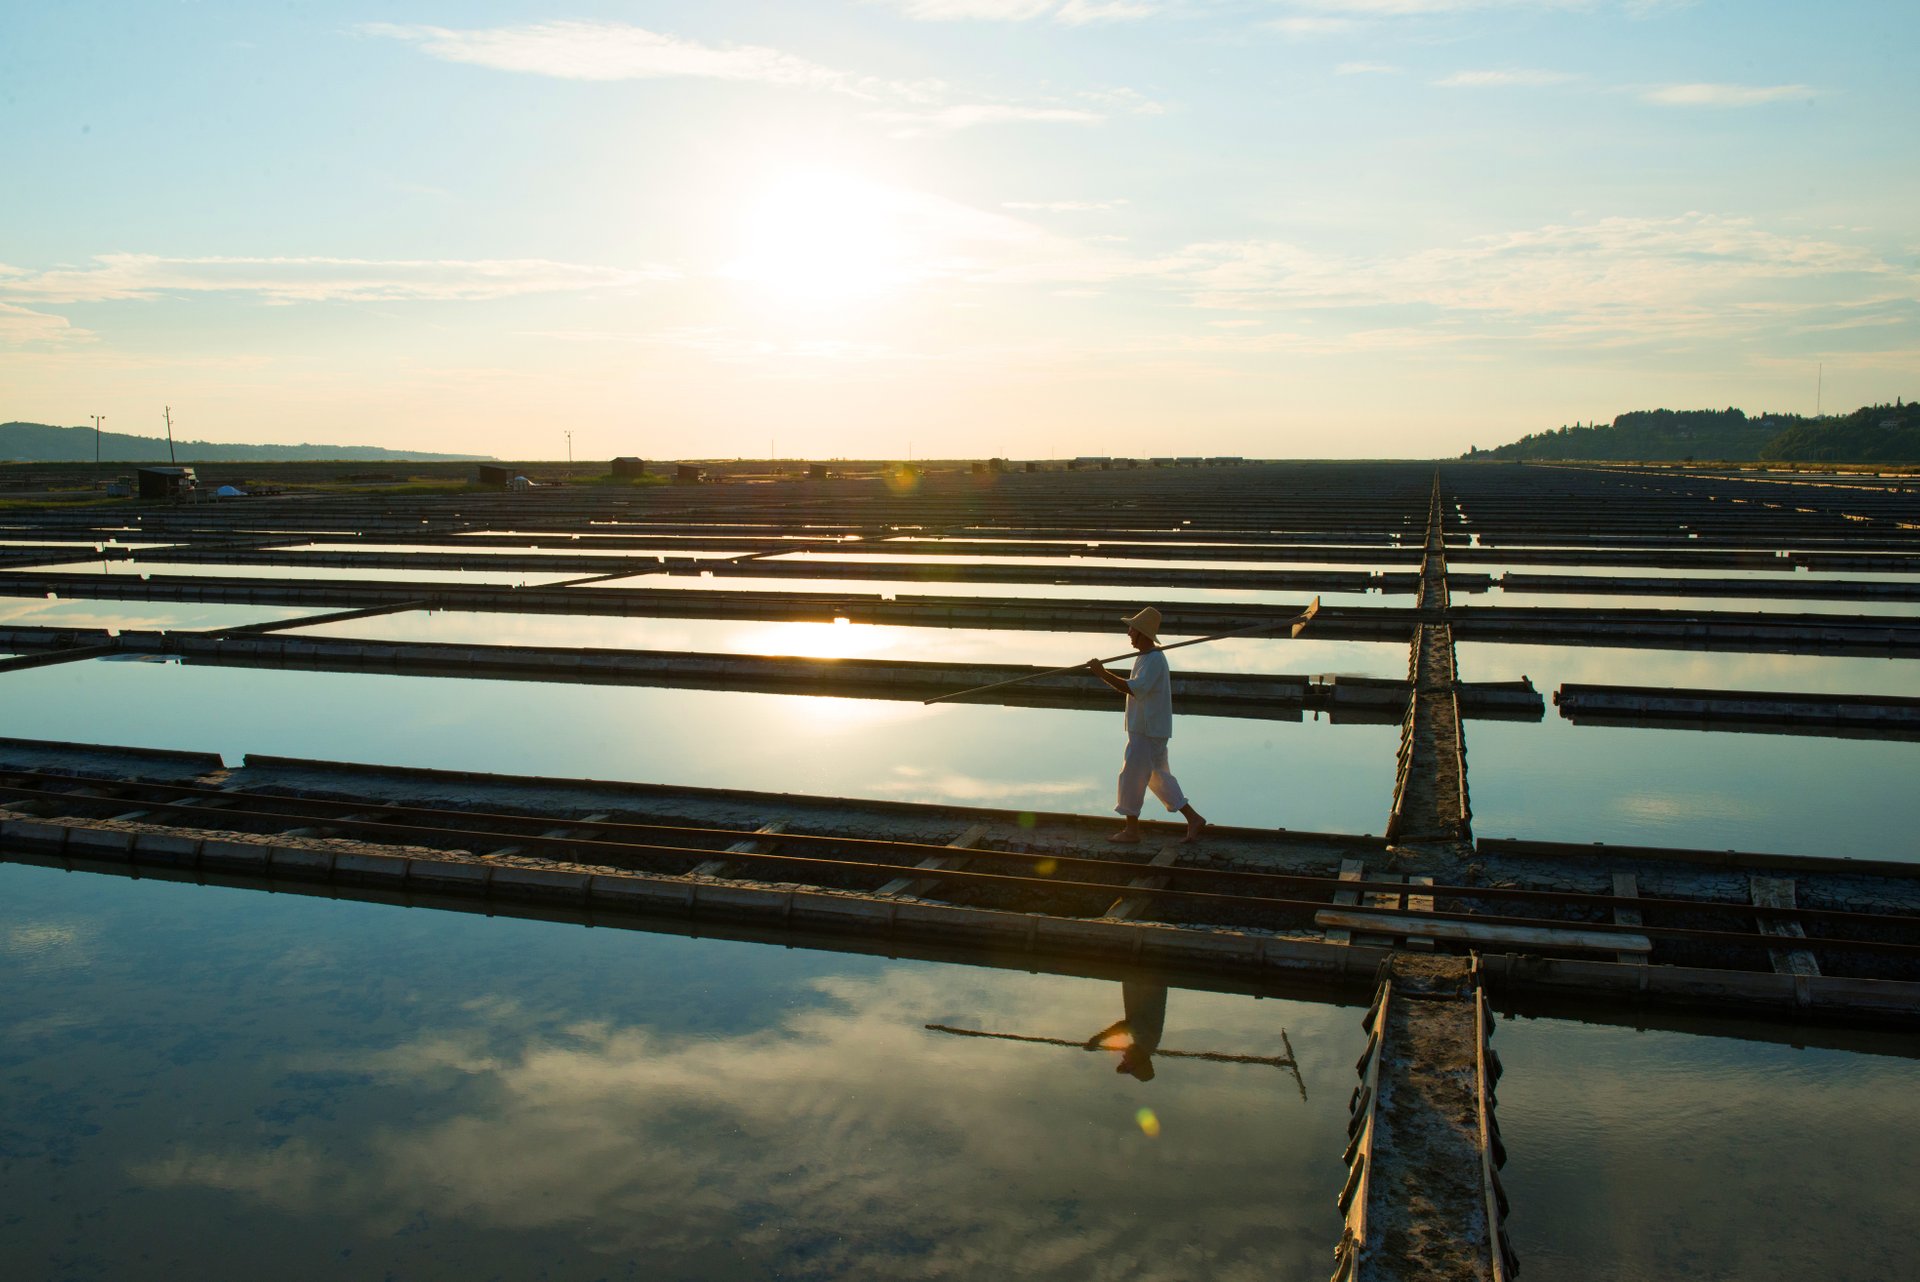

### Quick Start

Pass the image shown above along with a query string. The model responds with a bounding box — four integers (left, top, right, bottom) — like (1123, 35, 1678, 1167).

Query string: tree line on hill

(0, 421, 486, 463)
(1465, 401, 1920, 463)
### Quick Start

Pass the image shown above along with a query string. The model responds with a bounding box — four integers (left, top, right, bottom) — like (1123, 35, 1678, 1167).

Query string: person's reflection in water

(1084, 981, 1168, 1081)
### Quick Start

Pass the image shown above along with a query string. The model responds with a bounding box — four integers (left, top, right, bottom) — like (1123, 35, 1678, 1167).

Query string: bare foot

(1180, 818, 1207, 844)
(1107, 829, 1142, 844)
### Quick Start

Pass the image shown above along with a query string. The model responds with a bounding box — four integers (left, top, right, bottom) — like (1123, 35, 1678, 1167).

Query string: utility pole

(164, 406, 176, 464)
(91, 414, 104, 466)
(565, 430, 572, 465)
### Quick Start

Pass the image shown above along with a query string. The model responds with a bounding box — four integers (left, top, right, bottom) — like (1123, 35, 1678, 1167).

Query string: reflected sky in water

(295, 542, 735, 560)
(1484, 590, 1920, 617)
(1459, 643, 1920, 858)
(0, 662, 1398, 833)
(1465, 712, 1920, 859)
(585, 575, 1398, 609)
(0, 597, 321, 632)
(770, 550, 1417, 574)
(0, 862, 1347, 1282)
(1462, 563, 1920, 582)
(279, 610, 1409, 679)
(7, 563, 585, 586)
(1495, 1012, 1920, 1282)
(1457, 642, 1920, 698)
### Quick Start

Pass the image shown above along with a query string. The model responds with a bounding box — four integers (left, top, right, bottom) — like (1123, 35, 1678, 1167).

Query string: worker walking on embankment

(1088, 606, 1207, 845)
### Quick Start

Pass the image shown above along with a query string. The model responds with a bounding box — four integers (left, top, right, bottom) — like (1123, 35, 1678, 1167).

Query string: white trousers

(1115, 733, 1187, 818)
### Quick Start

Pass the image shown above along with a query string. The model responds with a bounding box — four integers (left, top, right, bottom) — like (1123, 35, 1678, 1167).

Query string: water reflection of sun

(730, 620, 898, 661)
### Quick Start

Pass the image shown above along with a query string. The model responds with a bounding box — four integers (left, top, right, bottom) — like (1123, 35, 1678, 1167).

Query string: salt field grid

(1455, 562, 1920, 579)
(288, 541, 742, 559)
(0, 660, 1402, 833)
(276, 609, 1412, 678)
(7, 459, 1920, 1282)
(765, 549, 1421, 572)
(584, 574, 1396, 607)
(4, 561, 587, 586)
(1456, 641, 1920, 699)
(0, 597, 325, 632)
(1477, 589, 1920, 615)
(1463, 707, 1920, 859)
(0, 859, 1350, 1282)
(15, 845, 1907, 1282)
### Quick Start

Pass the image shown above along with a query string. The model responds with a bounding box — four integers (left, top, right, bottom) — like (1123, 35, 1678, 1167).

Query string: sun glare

(731, 620, 898, 660)
(725, 170, 913, 308)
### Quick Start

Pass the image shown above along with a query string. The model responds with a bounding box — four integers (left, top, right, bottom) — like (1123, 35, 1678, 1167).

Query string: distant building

(476, 463, 514, 487)
(611, 456, 647, 478)
(136, 466, 196, 500)
(675, 464, 706, 485)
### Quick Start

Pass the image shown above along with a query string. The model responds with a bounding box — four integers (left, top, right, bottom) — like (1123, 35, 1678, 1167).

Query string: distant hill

(1468, 402, 1919, 464)
(0, 421, 488, 463)
(1758, 401, 1920, 462)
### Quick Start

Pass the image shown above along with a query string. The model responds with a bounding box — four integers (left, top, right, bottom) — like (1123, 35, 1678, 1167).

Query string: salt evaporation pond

(279, 610, 1412, 679)
(1495, 1011, 1920, 1282)
(0, 662, 1401, 834)
(0, 598, 323, 632)
(0, 860, 1345, 1281)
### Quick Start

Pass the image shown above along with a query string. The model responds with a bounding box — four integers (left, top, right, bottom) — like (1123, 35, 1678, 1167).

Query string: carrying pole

(921, 597, 1319, 706)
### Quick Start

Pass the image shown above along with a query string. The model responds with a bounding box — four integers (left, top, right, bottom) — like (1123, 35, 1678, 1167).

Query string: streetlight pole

(565, 430, 572, 466)
(91, 414, 105, 467)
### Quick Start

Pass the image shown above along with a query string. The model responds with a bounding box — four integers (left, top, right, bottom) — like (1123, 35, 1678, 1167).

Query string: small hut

(137, 466, 197, 500)
(612, 457, 647, 479)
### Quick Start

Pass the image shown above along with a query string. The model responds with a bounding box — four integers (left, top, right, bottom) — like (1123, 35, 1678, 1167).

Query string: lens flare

(1135, 1107, 1161, 1137)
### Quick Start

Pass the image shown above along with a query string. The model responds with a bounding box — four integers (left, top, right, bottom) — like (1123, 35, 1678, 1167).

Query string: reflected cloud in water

(125, 967, 1334, 1279)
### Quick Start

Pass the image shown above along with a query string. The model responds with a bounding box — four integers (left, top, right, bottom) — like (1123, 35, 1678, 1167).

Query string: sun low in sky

(2, 2, 1914, 459)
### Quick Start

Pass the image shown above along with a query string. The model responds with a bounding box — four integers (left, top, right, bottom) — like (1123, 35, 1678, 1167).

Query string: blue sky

(3, 1, 1915, 459)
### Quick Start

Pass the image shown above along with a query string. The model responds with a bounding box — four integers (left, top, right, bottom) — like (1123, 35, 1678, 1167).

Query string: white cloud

(1272, 0, 1599, 13)
(1153, 213, 1919, 346)
(875, 103, 1105, 135)
(1639, 82, 1815, 107)
(0, 254, 668, 306)
(0, 302, 91, 345)
(362, 19, 1136, 134)
(360, 21, 897, 98)
(1265, 16, 1362, 36)
(874, 0, 1158, 22)
(1434, 68, 1577, 88)
(1002, 199, 1131, 212)
(1078, 85, 1169, 115)
(1055, 0, 1161, 19)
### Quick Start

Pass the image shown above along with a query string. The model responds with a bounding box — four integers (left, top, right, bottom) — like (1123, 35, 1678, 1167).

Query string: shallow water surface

(280, 610, 1409, 678)
(1464, 712, 1920, 859)
(0, 662, 1399, 833)
(0, 597, 321, 632)
(8, 563, 584, 587)
(0, 862, 1349, 1281)
(1456, 642, 1920, 699)
(1494, 1011, 1920, 1281)
(582, 574, 1397, 610)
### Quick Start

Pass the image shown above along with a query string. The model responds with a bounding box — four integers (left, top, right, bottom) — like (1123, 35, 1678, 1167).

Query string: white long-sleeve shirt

(1124, 648, 1174, 737)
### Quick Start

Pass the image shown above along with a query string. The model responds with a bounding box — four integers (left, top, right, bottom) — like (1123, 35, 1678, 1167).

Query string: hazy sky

(3, 1, 1915, 459)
